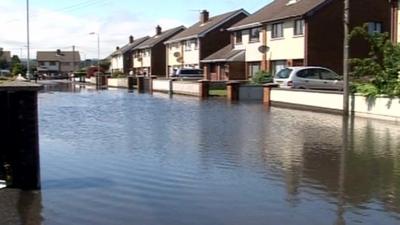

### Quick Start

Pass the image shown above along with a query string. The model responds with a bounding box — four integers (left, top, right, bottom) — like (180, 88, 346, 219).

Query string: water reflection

(10, 86, 400, 225)
(0, 189, 42, 225)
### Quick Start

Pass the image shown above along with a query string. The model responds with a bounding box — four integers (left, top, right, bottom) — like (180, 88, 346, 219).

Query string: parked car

(172, 68, 203, 78)
(273, 66, 343, 90)
(0, 69, 10, 76)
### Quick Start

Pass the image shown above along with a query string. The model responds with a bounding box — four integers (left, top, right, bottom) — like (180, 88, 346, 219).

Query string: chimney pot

(116, 46, 120, 51)
(156, 25, 162, 35)
(129, 35, 134, 44)
(200, 10, 209, 24)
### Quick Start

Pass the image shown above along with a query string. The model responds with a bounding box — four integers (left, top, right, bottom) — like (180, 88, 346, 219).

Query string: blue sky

(0, 0, 271, 59)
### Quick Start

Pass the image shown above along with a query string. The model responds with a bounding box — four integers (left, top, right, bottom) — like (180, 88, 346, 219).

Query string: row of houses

(109, 0, 398, 81)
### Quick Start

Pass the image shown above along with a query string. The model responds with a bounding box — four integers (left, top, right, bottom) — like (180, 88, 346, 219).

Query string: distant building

(0, 50, 11, 68)
(109, 36, 149, 75)
(132, 25, 185, 76)
(36, 51, 81, 75)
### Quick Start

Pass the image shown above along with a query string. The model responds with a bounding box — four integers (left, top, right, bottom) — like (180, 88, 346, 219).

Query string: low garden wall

(239, 85, 263, 101)
(270, 88, 400, 121)
(173, 81, 200, 96)
(108, 78, 128, 88)
(153, 79, 170, 93)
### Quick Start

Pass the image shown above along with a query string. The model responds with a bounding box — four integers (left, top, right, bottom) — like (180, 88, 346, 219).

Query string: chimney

(129, 35, 134, 44)
(116, 46, 120, 51)
(156, 25, 162, 35)
(200, 10, 209, 24)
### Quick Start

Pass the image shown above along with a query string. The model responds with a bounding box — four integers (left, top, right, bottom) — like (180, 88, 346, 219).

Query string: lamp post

(343, 0, 350, 115)
(26, 0, 31, 80)
(89, 32, 100, 84)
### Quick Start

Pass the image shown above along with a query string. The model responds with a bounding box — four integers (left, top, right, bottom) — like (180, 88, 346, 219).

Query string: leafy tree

(10, 55, 21, 68)
(11, 63, 26, 76)
(349, 25, 400, 97)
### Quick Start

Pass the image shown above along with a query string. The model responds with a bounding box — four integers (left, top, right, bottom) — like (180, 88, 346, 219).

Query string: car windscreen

(180, 70, 203, 75)
(275, 68, 292, 79)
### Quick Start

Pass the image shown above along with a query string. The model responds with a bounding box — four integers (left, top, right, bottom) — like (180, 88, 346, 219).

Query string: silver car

(273, 67, 343, 91)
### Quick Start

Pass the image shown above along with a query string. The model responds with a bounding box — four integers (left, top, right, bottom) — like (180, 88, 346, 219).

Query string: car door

(295, 69, 321, 89)
(319, 69, 343, 90)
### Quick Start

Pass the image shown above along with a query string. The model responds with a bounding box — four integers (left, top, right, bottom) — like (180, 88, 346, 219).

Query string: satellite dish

(173, 52, 181, 57)
(258, 45, 269, 54)
(177, 57, 183, 63)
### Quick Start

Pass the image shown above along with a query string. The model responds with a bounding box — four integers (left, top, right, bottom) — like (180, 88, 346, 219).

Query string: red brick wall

(307, 0, 392, 74)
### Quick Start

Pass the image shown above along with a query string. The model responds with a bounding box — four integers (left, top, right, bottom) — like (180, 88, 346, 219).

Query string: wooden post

(226, 81, 240, 101)
(149, 75, 157, 93)
(0, 82, 42, 190)
(137, 76, 145, 93)
(198, 80, 210, 99)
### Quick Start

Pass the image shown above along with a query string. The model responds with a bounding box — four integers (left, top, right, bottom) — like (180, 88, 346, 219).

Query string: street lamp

(26, 0, 31, 80)
(89, 32, 100, 84)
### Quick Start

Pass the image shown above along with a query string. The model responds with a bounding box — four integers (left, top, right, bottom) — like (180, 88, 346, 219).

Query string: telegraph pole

(72, 45, 76, 72)
(343, 0, 350, 115)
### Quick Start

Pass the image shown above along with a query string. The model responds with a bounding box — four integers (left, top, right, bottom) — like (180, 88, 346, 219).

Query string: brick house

(164, 9, 249, 77)
(110, 36, 149, 74)
(36, 51, 81, 75)
(132, 25, 185, 76)
(0, 50, 11, 65)
(228, 0, 392, 77)
(201, 44, 246, 80)
(390, 0, 399, 43)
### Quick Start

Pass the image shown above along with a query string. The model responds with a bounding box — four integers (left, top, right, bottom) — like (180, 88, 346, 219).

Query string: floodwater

(1, 83, 400, 225)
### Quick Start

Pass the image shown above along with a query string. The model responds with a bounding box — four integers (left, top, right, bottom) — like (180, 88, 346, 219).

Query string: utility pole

(26, 0, 31, 79)
(72, 45, 75, 72)
(343, 0, 350, 115)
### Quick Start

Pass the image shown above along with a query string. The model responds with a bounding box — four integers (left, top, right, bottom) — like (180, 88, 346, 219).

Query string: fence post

(149, 76, 157, 93)
(198, 80, 210, 99)
(128, 76, 135, 90)
(226, 81, 240, 101)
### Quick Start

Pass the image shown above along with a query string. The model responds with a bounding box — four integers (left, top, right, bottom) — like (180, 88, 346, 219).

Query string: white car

(273, 66, 343, 91)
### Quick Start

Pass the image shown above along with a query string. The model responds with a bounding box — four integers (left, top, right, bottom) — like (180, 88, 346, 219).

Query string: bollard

(137, 76, 145, 93)
(169, 78, 175, 96)
(263, 83, 279, 106)
(226, 81, 240, 101)
(0, 82, 42, 190)
(128, 76, 135, 90)
(198, 80, 210, 99)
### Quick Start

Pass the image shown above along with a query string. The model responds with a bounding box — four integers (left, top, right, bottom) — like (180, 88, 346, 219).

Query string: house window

(49, 61, 56, 66)
(294, 20, 304, 36)
(368, 22, 382, 34)
(235, 31, 243, 44)
(193, 39, 199, 50)
(185, 40, 192, 51)
(249, 28, 261, 42)
(271, 60, 287, 75)
(248, 62, 261, 78)
(272, 23, 284, 39)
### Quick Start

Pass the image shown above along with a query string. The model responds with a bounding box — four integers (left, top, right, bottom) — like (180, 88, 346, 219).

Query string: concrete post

(137, 76, 145, 93)
(263, 83, 279, 106)
(226, 81, 240, 101)
(0, 82, 42, 190)
(198, 80, 210, 99)
(127, 76, 135, 90)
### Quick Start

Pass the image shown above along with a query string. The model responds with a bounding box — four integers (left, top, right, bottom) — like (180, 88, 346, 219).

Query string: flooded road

(1, 84, 399, 225)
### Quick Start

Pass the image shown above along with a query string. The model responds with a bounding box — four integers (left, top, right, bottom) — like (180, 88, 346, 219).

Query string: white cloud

(0, 1, 184, 59)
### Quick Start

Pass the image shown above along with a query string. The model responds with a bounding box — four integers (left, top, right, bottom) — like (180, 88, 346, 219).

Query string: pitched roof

(166, 9, 249, 43)
(230, 0, 329, 30)
(0, 51, 11, 62)
(37, 51, 81, 62)
(111, 36, 150, 56)
(201, 45, 245, 63)
(134, 26, 185, 50)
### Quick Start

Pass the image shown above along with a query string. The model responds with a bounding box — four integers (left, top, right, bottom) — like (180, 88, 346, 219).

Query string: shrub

(251, 70, 272, 84)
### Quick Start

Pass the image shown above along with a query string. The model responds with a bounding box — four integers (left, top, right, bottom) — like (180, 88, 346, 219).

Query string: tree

(10, 55, 21, 68)
(349, 25, 400, 97)
(11, 63, 26, 76)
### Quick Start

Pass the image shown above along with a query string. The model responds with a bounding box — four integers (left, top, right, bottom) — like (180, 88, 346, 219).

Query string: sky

(0, 0, 271, 60)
